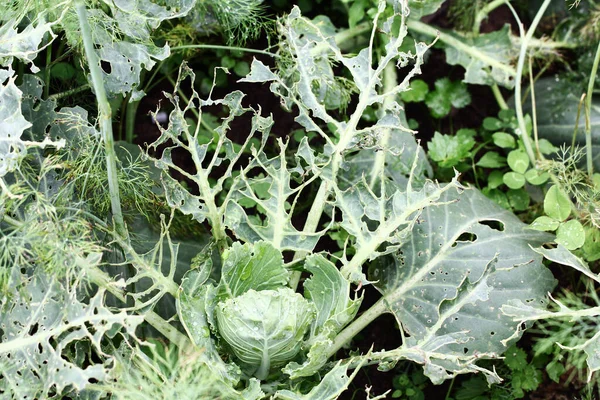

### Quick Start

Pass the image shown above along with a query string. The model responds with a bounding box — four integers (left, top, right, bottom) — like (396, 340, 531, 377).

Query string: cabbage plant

(0, 0, 570, 398)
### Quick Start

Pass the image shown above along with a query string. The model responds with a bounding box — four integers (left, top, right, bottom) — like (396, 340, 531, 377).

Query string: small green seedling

(531, 185, 585, 250)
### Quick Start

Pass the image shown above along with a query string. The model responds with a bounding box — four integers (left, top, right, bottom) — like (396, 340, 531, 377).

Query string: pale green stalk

(75, 1, 127, 240)
(369, 62, 397, 188)
(44, 44, 52, 99)
(125, 99, 140, 143)
(171, 44, 279, 58)
(572, 93, 586, 151)
(585, 41, 600, 178)
(513, 0, 553, 165)
(47, 84, 90, 101)
(491, 83, 508, 110)
(529, 56, 542, 158)
(327, 298, 387, 358)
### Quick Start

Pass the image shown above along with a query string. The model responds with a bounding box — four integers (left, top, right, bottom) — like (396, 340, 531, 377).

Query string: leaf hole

(457, 232, 477, 242)
(100, 60, 112, 74)
(479, 219, 505, 231)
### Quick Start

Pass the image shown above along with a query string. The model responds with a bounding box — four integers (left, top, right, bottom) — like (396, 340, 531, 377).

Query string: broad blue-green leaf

(521, 77, 600, 169)
(407, 0, 446, 19)
(336, 179, 460, 283)
(444, 26, 516, 88)
(217, 241, 289, 301)
(216, 288, 315, 379)
(0, 270, 143, 398)
(368, 188, 556, 383)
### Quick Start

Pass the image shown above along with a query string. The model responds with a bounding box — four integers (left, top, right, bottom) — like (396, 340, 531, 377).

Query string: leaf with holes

(335, 179, 460, 284)
(0, 18, 55, 72)
(0, 269, 143, 399)
(368, 188, 556, 383)
(76, 0, 194, 97)
(444, 26, 516, 88)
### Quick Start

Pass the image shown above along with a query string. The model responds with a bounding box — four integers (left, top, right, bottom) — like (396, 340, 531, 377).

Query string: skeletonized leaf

(533, 244, 600, 285)
(78, 0, 193, 97)
(336, 179, 460, 283)
(502, 293, 600, 382)
(275, 358, 365, 400)
(0, 269, 143, 398)
(339, 110, 431, 190)
(0, 68, 30, 177)
(1, 71, 65, 179)
(148, 65, 267, 227)
(225, 139, 323, 252)
(0, 18, 55, 72)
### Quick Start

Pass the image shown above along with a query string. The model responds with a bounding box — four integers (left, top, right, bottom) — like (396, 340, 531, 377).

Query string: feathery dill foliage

(104, 343, 232, 399)
(544, 147, 600, 228)
(580, 4, 600, 44)
(447, 0, 484, 31)
(190, 0, 267, 44)
(0, 154, 103, 294)
(530, 280, 600, 384)
(55, 112, 160, 222)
